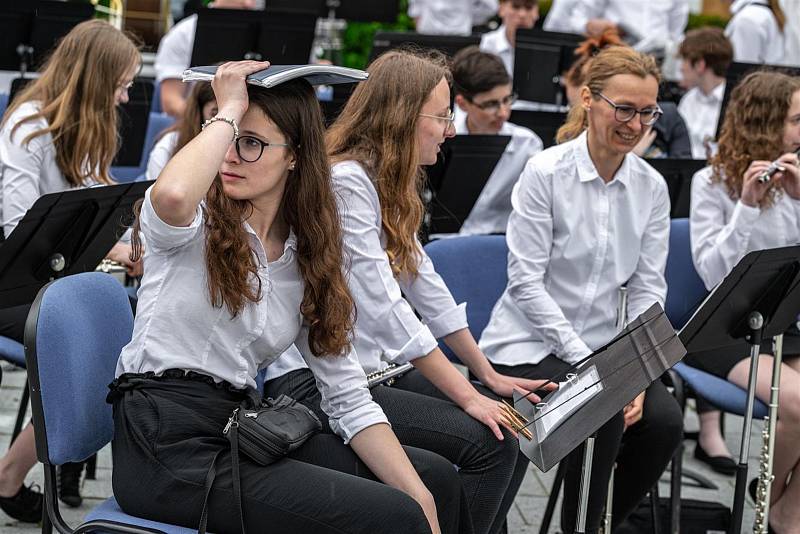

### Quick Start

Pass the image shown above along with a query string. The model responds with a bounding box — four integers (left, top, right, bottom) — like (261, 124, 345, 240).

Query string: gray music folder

(513, 304, 686, 472)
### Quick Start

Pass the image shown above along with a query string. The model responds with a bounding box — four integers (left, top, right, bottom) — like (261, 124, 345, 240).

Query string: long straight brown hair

(2, 19, 139, 186)
(326, 49, 449, 277)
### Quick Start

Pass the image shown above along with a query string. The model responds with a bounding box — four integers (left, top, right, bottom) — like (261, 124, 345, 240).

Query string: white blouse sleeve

(294, 326, 389, 443)
(726, 13, 769, 63)
(139, 186, 203, 254)
(625, 178, 670, 319)
(569, 0, 606, 34)
(333, 163, 439, 364)
(505, 160, 593, 363)
(145, 132, 178, 182)
(472, 0, 499, 25)
(0, 113, 49, 237)
(690, 169, 760, 290)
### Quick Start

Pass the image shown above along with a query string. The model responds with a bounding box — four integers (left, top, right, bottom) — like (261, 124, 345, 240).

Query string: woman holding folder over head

(0, 19, 140, 521)
(111, 59, 469, 534)
(686, 70, 800, 533)
(265, 48, 554, 534)
(478, 46, 683, 533)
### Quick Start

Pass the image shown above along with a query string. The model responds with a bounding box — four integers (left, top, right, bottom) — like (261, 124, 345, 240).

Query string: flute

(757, 148, 800, 183)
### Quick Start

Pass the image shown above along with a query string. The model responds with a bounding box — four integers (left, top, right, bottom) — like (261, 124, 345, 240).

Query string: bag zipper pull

(224, 408, 240, 435)
(244, 412, 258, 418)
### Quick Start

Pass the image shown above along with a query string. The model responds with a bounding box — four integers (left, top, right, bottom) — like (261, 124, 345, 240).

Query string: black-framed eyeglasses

(235, 135, 290, 163)
(593, 92, 662, 126)
(469, 92, 518, 113)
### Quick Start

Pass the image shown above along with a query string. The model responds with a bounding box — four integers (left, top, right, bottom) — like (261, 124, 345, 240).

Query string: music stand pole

(730, 312, 764, 533)
(576, 432, 597, 533)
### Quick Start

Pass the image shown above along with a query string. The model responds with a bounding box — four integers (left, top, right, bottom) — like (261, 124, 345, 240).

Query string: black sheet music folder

(0, 181, 152, 309)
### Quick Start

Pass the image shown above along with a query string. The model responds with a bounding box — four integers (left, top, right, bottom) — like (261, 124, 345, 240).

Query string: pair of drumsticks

(501, 400, 533, 440)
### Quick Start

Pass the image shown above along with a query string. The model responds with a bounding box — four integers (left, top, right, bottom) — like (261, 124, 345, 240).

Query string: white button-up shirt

(267, 160, 469, 380)
(480, 25, 514, 76)
(0, 101, 91, 237)
(115, 187, 388, 443)
(480, 131, 670, 366)
(154, 14, 197, 83)
(569, 0, 689, 54)
(454, 110, 543, 235)
(543, 0, 582, 33)
(726, 0, 785, 65)
(690, 166, 800, 290)
(145, 131, 179, 182)
(408, 0, 498, 35)
(677, 82, 725, 160)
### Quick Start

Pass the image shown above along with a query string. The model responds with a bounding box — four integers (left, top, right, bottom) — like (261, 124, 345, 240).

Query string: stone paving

(0, 362, 759, 533)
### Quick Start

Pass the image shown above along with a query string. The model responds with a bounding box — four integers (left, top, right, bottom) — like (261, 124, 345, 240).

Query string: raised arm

(150, 61, 269, 227)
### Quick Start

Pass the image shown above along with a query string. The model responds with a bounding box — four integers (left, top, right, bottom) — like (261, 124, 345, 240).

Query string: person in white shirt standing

(677, 27, 733, 160)
(543, 0, 582, 33)
(686, 70, 800, 533)
(451, 47, 543, 235)
(479, 0, 540, 77)
(480, 46, 682, 533)
(154, 0, 256, 117)
(408, 0, 498, 35)
(725, 0, 786, 65)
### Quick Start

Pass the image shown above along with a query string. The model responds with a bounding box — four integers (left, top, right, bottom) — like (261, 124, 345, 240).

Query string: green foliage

(341, 0, 415, 69)
(687, 13, 729, 30)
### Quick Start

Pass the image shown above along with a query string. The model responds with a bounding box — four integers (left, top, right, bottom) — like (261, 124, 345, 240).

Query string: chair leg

(84, 453, 97, 480)
(10, 379, 29, 446)
(540, 462, 567, 534)
(670, 445, 682, 534)
(650, 483, 661, 534)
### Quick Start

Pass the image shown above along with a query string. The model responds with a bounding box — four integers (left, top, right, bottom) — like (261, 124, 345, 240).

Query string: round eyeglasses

(235, 135, 291, 163)
(593, 92, 663, 126)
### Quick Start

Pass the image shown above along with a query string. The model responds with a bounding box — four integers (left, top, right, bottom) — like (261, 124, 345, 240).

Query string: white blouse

(480, 131, 670, 366)
(677, 83, 725, 160)
(408, 0, 497, 35)
(154, 14, 197, 83)
(145, 131, 179, 182)
(690, 166, 800, 290)
(0, 101, 83, 237)
(267, 160, 469, 380)
(115, 187, 388, 442)
(725, 0, 785, 65)
(480, 26, 514, 77)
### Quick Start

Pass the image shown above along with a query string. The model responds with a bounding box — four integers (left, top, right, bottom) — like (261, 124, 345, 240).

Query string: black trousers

(493, 356, 683, 534)
(266, 367, 522, 534)
(110, 372, 472, 534)
(0, 304, 30, 343)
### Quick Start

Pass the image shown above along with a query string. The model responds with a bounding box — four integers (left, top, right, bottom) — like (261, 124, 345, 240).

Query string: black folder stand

(508, 109, 567, 149)
(677, 245, 800, 534)
(0, 181, 152, 309)
(513, 28, 583, 105)
(423, 134, 510, 236)
(513, 304, 686, 533)
(645, 158, 707, 219)
(369, 31, 481, 64)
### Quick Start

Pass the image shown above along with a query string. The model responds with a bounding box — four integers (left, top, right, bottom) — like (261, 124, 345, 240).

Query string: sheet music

(534, 365, 603, 440)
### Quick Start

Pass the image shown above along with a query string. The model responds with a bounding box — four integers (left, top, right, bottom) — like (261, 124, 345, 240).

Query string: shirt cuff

(382, 326, 439, 365)
(140, 187, 203, 252)
(560, 335, 593, 364)
(424, 302, 468, 339)
(329, 403, 390, 444)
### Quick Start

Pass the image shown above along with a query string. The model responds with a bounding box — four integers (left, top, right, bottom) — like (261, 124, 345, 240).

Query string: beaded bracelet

(201, 116, 239, 141)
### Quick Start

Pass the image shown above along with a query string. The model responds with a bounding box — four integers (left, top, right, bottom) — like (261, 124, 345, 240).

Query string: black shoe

(694, 443, 737, 475)
(58, 461, 83, 508)
(0, 483, 43, 523)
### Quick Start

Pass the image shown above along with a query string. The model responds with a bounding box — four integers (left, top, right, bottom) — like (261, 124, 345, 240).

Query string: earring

(289, 163, 296, 171)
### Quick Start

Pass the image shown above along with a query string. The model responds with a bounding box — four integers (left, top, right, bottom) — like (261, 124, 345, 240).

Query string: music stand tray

(0, 181, 152, 309)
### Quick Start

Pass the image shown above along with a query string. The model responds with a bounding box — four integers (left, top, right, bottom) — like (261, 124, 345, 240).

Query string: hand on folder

(483, 370, 558, 399)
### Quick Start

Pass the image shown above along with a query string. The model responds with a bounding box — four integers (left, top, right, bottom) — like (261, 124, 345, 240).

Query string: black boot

(58, 461, 84, 508)
(0, 483, 43, 523)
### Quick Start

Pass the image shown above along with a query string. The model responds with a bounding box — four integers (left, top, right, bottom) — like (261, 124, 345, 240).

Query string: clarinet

(366, 363, 414, 388)
(753, 334, 783, 533)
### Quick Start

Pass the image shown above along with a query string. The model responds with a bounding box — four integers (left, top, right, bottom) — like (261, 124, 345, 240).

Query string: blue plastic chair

(24, 272, 199, 533)
(112, 112, 175, 183)
(0, 335, 27, 443)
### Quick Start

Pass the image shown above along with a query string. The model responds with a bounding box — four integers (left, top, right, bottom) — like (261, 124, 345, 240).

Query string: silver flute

(758, 148, 800, 183)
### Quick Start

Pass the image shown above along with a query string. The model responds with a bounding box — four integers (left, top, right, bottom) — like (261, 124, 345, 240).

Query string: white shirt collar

(574, 131, 632, 188)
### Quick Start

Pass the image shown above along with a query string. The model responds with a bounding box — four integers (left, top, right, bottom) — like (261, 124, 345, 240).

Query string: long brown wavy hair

(711, 70, 800, 208)
(326, 49, 449, 277)
(556, 45, 660, 143)
(133, 80, 354, 356)
(2, 19, 139, 186)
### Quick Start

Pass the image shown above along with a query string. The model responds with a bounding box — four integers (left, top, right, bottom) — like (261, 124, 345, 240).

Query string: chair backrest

(424, 235, 509, 361)
(665, 218, 708, 330)
(25, 272, 134, 465)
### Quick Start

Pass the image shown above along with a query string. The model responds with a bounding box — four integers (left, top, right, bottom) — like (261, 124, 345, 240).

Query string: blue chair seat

(672, 362, 767, 419)
(85, 496, 204, 533)
(0, 336, 24, 367)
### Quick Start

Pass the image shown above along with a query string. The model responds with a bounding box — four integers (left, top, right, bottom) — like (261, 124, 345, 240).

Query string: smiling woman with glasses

(480, 45, 683, 534)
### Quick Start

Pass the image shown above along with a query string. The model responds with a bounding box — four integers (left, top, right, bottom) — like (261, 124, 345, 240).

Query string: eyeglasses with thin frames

(468, 92, 518, 113)
(235, 135, 291, 163)
(419, 110, 456, 135)
(592, 92, 662, 126)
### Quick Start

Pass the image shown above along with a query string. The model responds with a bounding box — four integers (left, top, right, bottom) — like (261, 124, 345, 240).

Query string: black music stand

(114, 80, 155, 167)
(513, 304, 685, 533)
(677, 245, 800, 534)
(368, 31, 481, 63)
(513, 28, 583, 105)
(0, 2, 93, 74)
(645, 158, 706, 218)
(509, 109, 567, 148)
(190, 8, 317, 66)
(0, 182, 152, 309)
(424, 135, 510, 235)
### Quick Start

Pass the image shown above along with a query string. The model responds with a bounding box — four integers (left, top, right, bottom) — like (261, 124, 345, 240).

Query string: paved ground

(0, 362, 759, 533)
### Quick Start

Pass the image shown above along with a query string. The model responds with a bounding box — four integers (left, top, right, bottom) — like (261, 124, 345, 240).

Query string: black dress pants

(493, 355, 683, 534)
(110, 372, 472, 534)
(266, 367, 521, 534)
